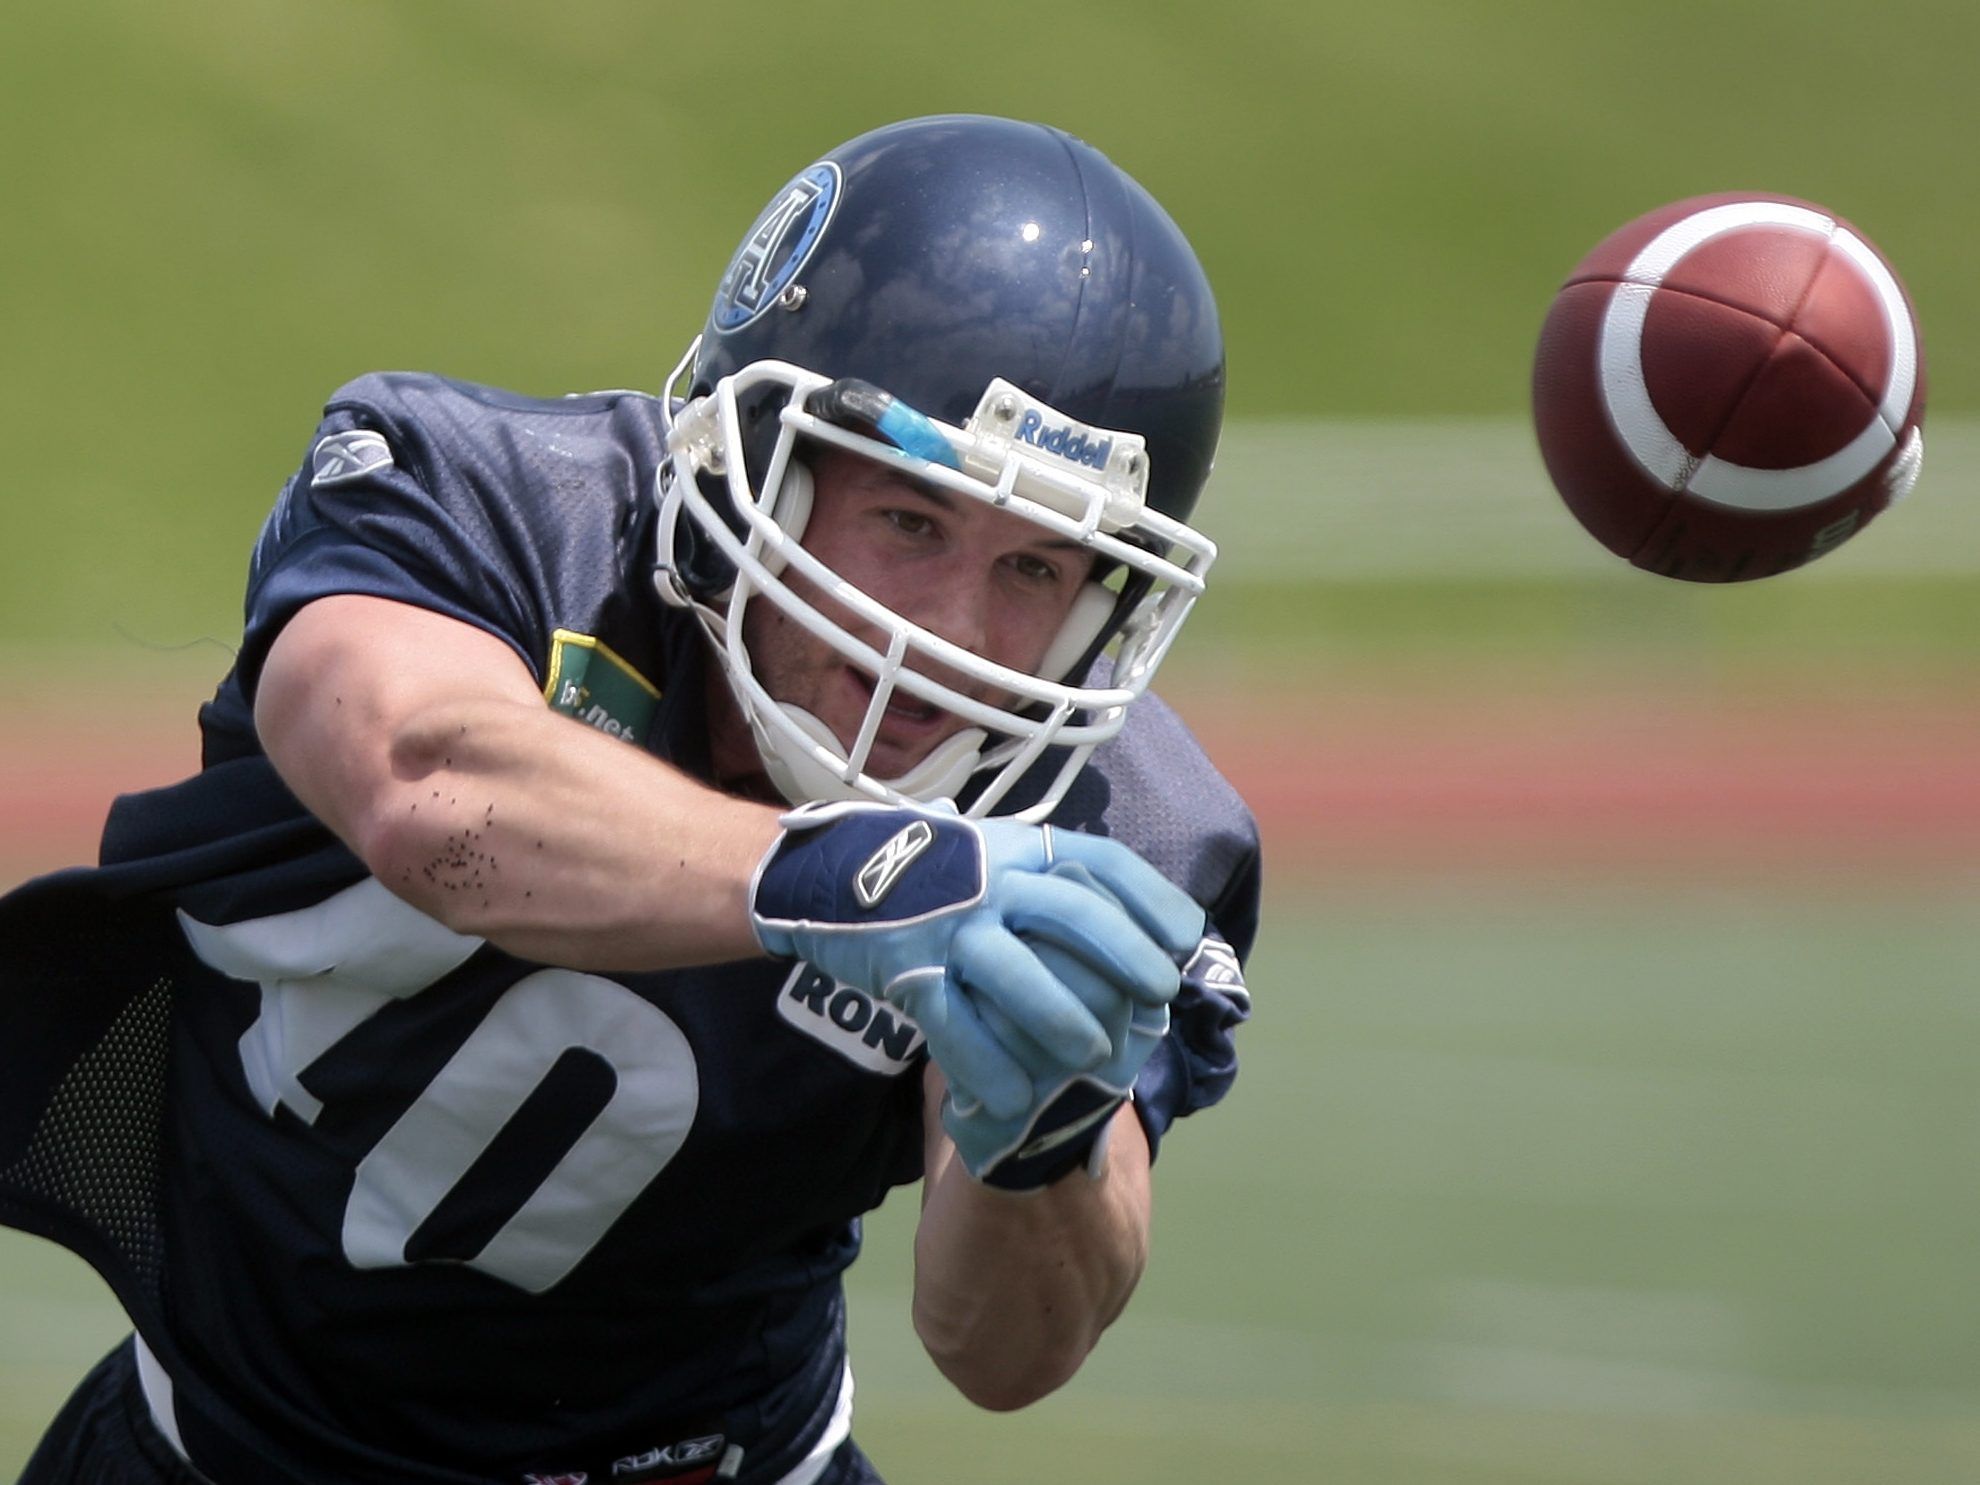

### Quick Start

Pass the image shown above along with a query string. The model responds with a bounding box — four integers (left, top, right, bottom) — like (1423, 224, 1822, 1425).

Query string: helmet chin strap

(752, 704, 990, 808)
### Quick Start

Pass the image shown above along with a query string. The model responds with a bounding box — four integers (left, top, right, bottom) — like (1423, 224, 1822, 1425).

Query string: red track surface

(0, 708, 206, 879)
(1176, 683, 1980, 875)
(3, 686, 1976, 882)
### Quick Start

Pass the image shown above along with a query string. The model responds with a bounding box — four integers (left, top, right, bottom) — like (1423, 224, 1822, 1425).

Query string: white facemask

(653, 345, 1217, 822)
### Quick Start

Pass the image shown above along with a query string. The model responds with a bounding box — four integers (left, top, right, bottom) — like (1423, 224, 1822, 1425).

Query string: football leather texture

(1532, 193, 1925, 582)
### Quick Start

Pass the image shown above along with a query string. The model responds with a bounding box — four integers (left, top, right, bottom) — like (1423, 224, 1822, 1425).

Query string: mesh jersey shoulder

(1054, 688, 1261, 957)
(1047, 689, 1260, 1152)
(237, 372, 673, 702)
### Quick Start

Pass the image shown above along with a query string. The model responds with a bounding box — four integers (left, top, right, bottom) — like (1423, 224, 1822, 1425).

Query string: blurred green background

(4, 0, 1978, 1479)
(4, 0, 1978, 656)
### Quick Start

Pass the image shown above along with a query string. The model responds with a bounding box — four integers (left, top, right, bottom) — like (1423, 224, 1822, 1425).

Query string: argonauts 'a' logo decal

(712, 161, 841, 333)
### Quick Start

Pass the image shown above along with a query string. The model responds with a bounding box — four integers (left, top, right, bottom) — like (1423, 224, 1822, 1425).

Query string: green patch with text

(543, 629, 659, 745)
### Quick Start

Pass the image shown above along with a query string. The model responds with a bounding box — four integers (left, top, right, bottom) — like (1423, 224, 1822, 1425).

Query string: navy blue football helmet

(655, 114, 1225, 819)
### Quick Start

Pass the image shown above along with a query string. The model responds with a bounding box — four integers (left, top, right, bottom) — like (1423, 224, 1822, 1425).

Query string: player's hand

(749, 802, 1203, 1128)
(940, 862, 1178, 1191)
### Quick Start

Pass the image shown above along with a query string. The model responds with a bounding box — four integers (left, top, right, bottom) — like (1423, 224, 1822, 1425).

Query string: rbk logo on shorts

(778, 963, 924, 1074)
(853, 819, 934, 908)
(612, 1432, 727, 1483)
(518, 1430, 726, 1485)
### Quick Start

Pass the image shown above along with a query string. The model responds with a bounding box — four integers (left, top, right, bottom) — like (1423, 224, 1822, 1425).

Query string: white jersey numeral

(180, 881, 701, 1293)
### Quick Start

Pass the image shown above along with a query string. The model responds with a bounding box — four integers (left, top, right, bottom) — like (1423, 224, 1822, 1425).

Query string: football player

(3, 114, 1258, 1485)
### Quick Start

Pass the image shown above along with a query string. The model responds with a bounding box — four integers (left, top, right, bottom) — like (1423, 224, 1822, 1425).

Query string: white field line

(1209, 417, 1980, 579)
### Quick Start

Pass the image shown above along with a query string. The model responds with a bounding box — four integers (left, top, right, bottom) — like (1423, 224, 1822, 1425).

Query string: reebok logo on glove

(854, 820, 935, 908)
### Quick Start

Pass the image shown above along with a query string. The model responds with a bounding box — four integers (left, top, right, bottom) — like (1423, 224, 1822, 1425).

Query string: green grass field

(847, 877, 1980, 1483)
(6, 874, 1977, 1481)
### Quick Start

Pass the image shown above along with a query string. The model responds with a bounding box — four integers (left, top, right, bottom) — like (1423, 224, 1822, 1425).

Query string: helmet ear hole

(1038, 582, 1116, 681)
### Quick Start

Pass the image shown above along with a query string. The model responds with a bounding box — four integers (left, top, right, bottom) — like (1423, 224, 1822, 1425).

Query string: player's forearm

(911, 1104, 1152, 1411)
(255, 595, 786, 970)
(344, 695, 780, 971)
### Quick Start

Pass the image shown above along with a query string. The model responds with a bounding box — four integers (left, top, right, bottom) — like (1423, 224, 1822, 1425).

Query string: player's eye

(1007, 551, 1066, 585)
(883, 508, 938, 539)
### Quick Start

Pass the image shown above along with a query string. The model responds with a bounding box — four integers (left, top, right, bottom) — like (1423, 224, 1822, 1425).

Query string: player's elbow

(916, 1322, 1089, 1413)
(912, 1278, 1115, 1412)
(950, 1371, 1072, 1414)
(352, 794, 430, 896)
(345, 711, 488, 923)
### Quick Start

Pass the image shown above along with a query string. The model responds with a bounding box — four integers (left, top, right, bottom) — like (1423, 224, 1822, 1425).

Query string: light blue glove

(941, 862, 1179, 1190)
(749, 801, 1204, 1126)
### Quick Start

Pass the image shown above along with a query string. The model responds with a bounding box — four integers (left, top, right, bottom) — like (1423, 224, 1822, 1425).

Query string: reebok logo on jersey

(1184, 933, 1250, 1008)
(311, 430, 394, 486)
(778, 964, 924, 1074)
(854, 820, 934, 909)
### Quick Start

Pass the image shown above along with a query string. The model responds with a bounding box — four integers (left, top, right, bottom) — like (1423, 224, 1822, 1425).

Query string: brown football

(1532, 193, 1925, 582)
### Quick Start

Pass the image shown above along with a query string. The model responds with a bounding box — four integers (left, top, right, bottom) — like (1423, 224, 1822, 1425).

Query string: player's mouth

(843, 667, 956, 745)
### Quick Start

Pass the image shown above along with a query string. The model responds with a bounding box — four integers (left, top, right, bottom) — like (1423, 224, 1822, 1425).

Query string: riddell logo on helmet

(1015, 410, 1112, 471)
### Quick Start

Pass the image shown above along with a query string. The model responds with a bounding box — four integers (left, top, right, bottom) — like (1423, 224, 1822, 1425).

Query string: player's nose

(896, 560, 994, 660)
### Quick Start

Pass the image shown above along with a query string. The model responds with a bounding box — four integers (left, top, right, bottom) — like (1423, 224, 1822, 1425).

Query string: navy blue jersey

(0, 373, 1259, 1485)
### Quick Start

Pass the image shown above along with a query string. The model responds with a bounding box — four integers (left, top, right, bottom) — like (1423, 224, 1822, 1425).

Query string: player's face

(740, 446, 1092, 780)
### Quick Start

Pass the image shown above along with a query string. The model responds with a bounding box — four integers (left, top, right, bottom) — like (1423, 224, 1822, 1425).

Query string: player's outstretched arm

(911, 1070, 1154, 1412)
(255, 593, 783, 970)
(752, 805, 1203, 1411)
